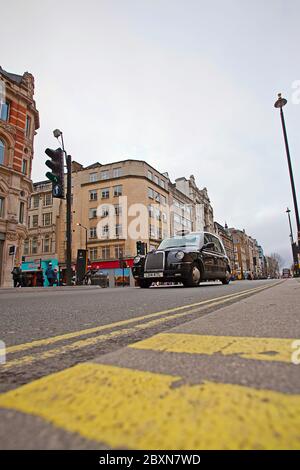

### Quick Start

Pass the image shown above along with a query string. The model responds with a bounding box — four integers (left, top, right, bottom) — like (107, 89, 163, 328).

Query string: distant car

(90, 269, 108, 287)
(132, 231, 231, 288)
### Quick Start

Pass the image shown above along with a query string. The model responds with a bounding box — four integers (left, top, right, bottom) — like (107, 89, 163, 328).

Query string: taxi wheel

(183, 263, 201, 287)
(221, 270, 231, 285)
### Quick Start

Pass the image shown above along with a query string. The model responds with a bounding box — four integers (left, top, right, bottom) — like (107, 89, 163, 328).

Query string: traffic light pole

(65, 154, 72, 286)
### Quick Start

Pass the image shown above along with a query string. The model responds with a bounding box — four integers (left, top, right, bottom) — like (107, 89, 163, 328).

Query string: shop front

(91, 258, 134, 287)
(21, 258, 59, 287)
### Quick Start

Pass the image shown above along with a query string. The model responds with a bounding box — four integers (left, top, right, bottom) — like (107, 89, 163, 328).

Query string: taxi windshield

(158, 234, 201, 250)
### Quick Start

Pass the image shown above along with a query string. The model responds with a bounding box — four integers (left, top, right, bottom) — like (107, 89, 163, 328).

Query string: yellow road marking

(6, 283, 279, 356)
(130, 333, 297, 363)
(0, 363, 299, 449)
(2, 284, 278, 370)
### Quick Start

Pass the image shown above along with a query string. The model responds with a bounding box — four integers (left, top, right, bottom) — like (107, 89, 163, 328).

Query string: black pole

(66, 154, 72, 286)
(280, 107, 300, 241)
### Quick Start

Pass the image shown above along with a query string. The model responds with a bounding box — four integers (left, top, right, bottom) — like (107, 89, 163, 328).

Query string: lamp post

(286, 207, 294, 244)
(76, 223, 88, 251)
(274, 95, 300, 244)
(286, 207, 298, 274)
(53, 129, 72, 286)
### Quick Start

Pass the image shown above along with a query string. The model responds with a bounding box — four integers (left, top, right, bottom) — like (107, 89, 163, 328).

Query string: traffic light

(136, 241, 146, 255)
(45, 147, 65, 198)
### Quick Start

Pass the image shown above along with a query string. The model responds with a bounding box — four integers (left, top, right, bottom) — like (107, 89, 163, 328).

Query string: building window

(89, 248, 98, 260)
(25, 116, 31, 138)
(154, 175, 159, 185)
(114, 204, 122, 216)
(161, 195, 166, 205)
(32, 194, 39, 208)
(89, 172, 97, 182)
(0, 139, 4, 165)
(43, 212, 52, 226)
(44, 193, 52, 206)
(154, 207, 161, 221)
(89, 227, 97, 238)
(0, 196, 4, 217)
(149, 225, 157, 239)
(89, 208, 97, 219)
(32, 237, 38, 254)
(0, 101, 10, 122)
(147, 170, 153, 180)
(148, 205, 154, 218)
(101, 170, 110, 180)
(148, 187, 154, 199)
(102, 224, 109, 237)
(43, 236, 50, 253)
(19, 202, 25, 224)
(89, 189, 97, 201)
(160, 180, 165, 189)
(115, 224, 122, 237)
(101, 188, 110, 199)
(32, 214, 39, 227)
(113, 185, 122, 197)
(113, 167, 122, 178)
(115, 245, 124, 258)
(101, 206, 109, 217)
(23, 239, 29, 255)
(101, 246, 110, 259)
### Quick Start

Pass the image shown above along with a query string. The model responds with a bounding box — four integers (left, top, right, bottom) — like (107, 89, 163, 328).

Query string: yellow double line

(2, 282, 281, 370)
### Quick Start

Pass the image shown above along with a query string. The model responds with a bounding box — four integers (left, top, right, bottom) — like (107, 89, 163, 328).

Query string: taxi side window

(211, 236, 224, 254)
(204, 234, 214, 250)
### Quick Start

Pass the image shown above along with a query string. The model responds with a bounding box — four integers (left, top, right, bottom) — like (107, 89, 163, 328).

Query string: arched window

(0, 139, 4, 165)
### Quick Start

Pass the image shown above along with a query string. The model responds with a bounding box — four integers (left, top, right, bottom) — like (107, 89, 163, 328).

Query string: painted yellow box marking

(0, 363, 299, 449)
(129, 333, 297, 363)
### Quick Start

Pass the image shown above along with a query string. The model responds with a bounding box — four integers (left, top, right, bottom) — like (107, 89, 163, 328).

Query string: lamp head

(274, 93, 287, 109)
(53, 129, 62, 139)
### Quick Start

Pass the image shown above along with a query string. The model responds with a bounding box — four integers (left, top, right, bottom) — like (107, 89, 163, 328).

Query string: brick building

(0, 66, 39, 286)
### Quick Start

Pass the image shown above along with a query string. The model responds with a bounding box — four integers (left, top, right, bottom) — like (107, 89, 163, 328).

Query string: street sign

(8, 246, 15, 256)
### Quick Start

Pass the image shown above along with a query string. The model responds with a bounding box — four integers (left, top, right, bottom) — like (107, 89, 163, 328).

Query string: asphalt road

(1, 278, 300, 450)
(0, 280, 278, 392)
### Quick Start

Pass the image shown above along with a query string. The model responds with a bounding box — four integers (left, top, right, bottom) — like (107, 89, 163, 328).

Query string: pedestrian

(36, 266, 44, 287)
(11, 265, 22, 287)
(45, 263, 56, 287)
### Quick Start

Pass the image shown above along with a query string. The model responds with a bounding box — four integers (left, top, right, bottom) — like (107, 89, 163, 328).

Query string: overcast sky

(1, 0, 300, 266)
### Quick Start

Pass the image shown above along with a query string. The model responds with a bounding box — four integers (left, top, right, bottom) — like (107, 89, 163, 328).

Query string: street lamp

(286, 207, 294, 244)
(77, 223, 88, 251)
(53, 129, 72, 286)
(286, 207, 298, 273)
(274, 94, 300, 244)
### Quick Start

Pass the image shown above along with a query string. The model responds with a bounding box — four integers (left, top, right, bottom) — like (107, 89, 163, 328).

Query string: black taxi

(132, 231, 231, 288)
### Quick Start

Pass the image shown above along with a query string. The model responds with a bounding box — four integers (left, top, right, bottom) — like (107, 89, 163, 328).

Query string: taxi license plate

(144, 272, 163, 278)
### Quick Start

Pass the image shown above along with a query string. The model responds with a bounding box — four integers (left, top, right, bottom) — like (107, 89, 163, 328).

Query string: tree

(266, 253, 282, 278)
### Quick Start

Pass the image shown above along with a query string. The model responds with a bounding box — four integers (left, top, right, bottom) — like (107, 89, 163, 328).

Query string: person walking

(36, 266, 44, 287)
(45, 263, 56, 287)
(11, 265, 22, 288)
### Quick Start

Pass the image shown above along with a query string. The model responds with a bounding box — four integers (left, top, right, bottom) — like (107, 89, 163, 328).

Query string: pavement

(0, 279, 299, 449)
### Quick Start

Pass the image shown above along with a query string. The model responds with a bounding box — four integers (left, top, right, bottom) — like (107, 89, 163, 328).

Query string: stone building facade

(0, 66, 39, 286)
(24, 159, 215, 270)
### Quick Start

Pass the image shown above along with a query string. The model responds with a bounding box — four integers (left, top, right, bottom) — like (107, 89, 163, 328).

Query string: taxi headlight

(175, 251, 185, 260)
(133, 256, 141, 264)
